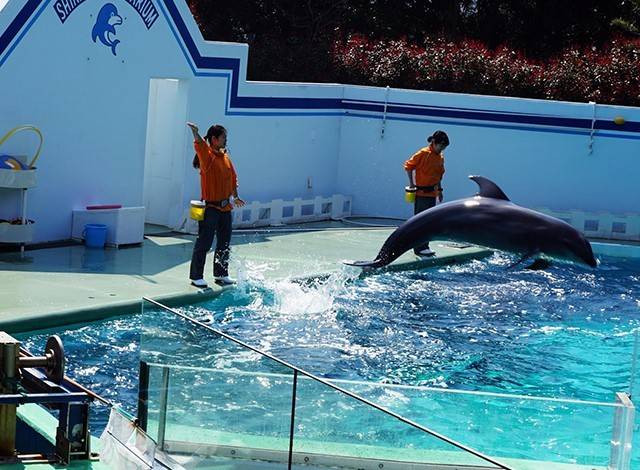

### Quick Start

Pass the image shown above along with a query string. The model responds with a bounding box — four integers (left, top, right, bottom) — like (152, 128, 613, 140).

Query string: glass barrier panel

(292, 374, 502, 469)
(140, 299, 295, 468)
(139, 299, 634, 469)
(629, 328, 640, 469)
(145, 363, 294, 469)
(336, 380, 628, 469)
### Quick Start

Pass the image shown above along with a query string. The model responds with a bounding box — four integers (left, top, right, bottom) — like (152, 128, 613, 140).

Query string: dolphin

(346, 176, 597, 269)
(91, 3, 122, 56)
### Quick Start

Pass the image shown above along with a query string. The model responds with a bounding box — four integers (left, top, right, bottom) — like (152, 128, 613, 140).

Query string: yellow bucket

(190, 200, 206, 221)
(405, 186, 416, 203)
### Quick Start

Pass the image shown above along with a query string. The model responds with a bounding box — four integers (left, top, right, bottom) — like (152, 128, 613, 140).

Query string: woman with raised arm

(187, 122, 245, 288)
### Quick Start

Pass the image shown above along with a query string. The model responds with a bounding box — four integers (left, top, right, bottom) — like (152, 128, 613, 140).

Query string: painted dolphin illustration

(346, 176, 597, 269)
(91, 3, 122, 56)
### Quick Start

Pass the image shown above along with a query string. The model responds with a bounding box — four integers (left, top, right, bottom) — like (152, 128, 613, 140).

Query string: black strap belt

(205, 198, 230, 208)
(415, 184, 442, 192)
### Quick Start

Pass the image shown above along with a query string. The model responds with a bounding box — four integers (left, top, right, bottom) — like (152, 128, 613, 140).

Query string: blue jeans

(413, 196, 436, 254)
(189, 207, 232, 279)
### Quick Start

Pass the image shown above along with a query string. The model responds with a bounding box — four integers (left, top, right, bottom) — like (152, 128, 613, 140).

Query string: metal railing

(140, 297, 513, 469)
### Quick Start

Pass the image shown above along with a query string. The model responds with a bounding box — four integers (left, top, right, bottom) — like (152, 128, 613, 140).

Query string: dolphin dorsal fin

(469, 176, 510, 201)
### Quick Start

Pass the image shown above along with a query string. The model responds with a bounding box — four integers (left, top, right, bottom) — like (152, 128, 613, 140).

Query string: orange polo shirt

(404, 144, 445, 197)
(194, 140, 238, 212)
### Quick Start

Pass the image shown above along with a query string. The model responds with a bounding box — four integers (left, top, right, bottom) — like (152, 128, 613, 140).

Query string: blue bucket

(83, 223, 107, 248)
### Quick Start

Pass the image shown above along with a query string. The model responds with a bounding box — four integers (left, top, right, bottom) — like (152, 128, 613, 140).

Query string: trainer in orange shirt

(404, 130, 449, 257)
(187, 122, 245, 288)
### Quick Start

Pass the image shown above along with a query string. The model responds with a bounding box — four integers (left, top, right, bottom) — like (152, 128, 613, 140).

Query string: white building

(1, 0, 639, 244)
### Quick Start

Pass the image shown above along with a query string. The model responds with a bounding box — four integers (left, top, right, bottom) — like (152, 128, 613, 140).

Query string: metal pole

(588, 101, 597, 154)
(287, 370, 298, 470)
(381, 86, 390, 139)
(629, 329, 639, 398)
(157, 366, 170, 450)
(137, 361, 150, 431)
(21, 189, 27, 257)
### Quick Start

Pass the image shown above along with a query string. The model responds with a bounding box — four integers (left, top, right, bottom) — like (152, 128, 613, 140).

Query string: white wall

(1, 0, 638, 243)
(336, 87, 640, 219)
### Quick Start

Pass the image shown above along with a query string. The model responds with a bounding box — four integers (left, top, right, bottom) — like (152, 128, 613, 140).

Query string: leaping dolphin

(346, 176, 597, 269)
(91, 3, 122, 56)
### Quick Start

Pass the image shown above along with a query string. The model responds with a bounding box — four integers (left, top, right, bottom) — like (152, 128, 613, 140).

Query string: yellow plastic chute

(0, 125, 44, 169)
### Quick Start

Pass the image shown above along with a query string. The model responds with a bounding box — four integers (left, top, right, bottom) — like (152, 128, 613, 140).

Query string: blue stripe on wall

(1, 0, 639, 136)
(0, 0, 43, 65)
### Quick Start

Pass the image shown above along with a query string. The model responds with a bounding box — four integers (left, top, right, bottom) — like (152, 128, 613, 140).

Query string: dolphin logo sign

(91, 3, 123, 56)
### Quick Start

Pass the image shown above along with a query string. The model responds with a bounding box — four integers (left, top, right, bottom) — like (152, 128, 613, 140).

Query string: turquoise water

(19, 254, 640, 466)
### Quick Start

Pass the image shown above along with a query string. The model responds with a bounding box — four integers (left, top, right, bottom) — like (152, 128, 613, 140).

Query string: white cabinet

(71, 207, 145, 247)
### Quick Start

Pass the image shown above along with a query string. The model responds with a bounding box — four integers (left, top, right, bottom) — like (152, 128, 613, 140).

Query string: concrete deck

(0, 224, 491, 333)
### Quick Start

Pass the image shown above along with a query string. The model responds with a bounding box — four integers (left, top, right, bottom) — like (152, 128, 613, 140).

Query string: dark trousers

(413, 196, 436, 254)
(189, 207, 232, 279)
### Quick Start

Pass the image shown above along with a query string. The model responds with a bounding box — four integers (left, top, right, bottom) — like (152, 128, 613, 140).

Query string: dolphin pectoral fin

(506, 251, 540, 270)
(469, 176, 510, 201)
(508, 253, 552, 270)
(525, 258, 552, 270)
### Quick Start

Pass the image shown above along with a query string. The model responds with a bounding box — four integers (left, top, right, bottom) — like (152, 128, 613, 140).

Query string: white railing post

(248, 201, 260, 225)
(292, 198, 302, 219)
(331, 194, 344, 219)
(313, 196, 323, 219)
(271, 199, 284, 226)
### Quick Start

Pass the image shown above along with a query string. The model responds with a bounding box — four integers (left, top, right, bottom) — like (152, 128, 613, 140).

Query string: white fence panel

(537, 208, 640, 242)
(178, 194, 352, 234)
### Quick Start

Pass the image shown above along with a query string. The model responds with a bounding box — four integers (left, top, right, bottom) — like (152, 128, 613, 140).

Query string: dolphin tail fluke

(343, 259, 385, 269)
(110, 39, 120, 56)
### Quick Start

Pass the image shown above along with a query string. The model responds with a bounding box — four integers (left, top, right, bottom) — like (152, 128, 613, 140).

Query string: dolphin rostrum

(346, 176, 597, 269)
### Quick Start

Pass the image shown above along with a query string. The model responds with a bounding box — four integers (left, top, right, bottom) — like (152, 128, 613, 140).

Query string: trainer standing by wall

(187, 122, 245, 288)
(404, 130, 449, 257)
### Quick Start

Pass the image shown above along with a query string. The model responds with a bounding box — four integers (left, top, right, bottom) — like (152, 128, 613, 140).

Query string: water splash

(268, 266, 360, 316)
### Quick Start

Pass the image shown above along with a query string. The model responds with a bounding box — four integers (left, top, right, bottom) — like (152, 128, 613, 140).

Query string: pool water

(185, 254, 640, 401)
(19, 253, 640, 465)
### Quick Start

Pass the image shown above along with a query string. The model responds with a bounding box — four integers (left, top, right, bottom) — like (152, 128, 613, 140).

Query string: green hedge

(333, 35, 640, 106)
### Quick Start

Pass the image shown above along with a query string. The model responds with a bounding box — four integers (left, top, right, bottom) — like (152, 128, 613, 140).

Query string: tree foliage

(612, 0, 640, 35)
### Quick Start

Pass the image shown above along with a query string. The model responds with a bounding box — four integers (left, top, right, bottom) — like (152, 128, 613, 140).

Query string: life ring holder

(0, 125, 44, 169)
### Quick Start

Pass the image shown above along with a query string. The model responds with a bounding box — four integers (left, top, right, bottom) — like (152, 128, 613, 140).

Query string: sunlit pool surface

(19, 254, 640, 465)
